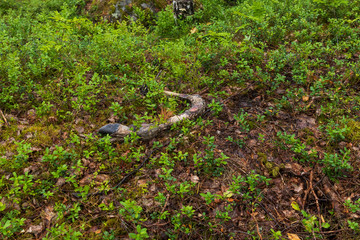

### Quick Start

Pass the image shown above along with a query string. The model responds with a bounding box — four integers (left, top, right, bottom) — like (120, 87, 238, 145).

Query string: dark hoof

(98, 123, 120, 135)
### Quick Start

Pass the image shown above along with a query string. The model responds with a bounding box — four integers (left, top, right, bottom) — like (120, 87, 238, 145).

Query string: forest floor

(1, 0, 360, 239)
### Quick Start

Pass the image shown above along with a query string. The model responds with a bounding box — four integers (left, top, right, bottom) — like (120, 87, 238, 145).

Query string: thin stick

(155, 70, 163, 81)
(302, 177, 311, 209)
(309, 171, 322, 231)
(156, 194, 170, 225)
(252, 213, 263, 240)
(0, 109, 8, 126)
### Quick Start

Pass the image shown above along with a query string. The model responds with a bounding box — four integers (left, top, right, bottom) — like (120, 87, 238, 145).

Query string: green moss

(271, 166, 280, 177)
(21, 124, 60, 147)
(258, 152, 267, 164)
(0, 142, 16, 155)
(305, 136, 316, 145)
(39, 171, 51, 180)
(257, 152, 282, 177)
(303, 128, 314, 136)
(347, 120, 360, 142)
(101, 218, 127, 234)
(248, 120, 256, 130)
(0, 124, 18, 149)
(0, 123, 60, 154)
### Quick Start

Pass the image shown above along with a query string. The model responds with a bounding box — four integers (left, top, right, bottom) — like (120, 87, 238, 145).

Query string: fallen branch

(98, 90, 206, 141)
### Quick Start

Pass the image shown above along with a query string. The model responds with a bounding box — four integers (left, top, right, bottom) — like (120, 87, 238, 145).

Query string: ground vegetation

(1, 0, 360, 239)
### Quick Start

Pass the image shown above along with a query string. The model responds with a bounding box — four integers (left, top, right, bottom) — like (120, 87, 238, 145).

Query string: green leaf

(0, 201, 6, 212)
(291, 201, 300, 211)
(223, 190, 233, 198)
(322, 222, 330, 229)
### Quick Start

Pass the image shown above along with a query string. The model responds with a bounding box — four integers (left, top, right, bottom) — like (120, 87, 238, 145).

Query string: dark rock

(98, 123, 120, 135)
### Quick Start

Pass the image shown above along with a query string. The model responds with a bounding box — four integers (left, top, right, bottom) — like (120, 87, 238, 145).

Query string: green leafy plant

(44, 222, 83, 240)
(0, 210, 26, 238)
(200, 192, 216, 205)
(229, 171, 270, 204)
(42, 145, 75, 168)
(8, 172, 35, 202)
(1, 0, 360, 238)
(181, 205, 195, 218)
(226, 135, 245, 147)
(321, 148, 352, 178)
(119, 200, 143, 223)
(215, 204, 232, 223)
(234, 110, 250, 132)
(270, 229, 282, 240)
(129, 225, 149, 240)
(10, 141, 32, 169)
(348, 220, 360, 233)
(323, 118, 351, 143)
(201, 135, 229, 176)
(292, 201, 330, 238)
(345, 198, 360, 213)
(109, 101, 124, 117)
(208, 99, 223, 116)
(277, 131, 318, 162)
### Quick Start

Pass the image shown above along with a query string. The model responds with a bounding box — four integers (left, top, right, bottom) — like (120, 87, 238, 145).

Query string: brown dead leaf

(287, 233, 302, 240)
(27, 109, 37, 123)
(137, 179, 148, 187)
(282, 209, 296, 218)
(56, 177, 66, 187)
(142, 198, 154, 208)
(89, 226, 101, 234)
(75, 126, 84, 134)
(247, 139, 257, 147)
(292, 183, 304, 193)
(26, 223, 44, 235)
(302, 95, 309, 102)
(285, 162, 303, 175)
(190, 27, 198, 34)
(190, 175, 199, 184)
(23, 163, 42, 175)
(30, 147, 42, 152)
(107, 113, 117, 123)
(80, 174, 110, 186)
(48, 115, 58, 123)
(43, 205, 56, 225)
(296, 115, 316, 129)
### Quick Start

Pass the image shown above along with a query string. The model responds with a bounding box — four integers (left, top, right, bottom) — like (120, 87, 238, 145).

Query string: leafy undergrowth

(1, 0, 360, 239)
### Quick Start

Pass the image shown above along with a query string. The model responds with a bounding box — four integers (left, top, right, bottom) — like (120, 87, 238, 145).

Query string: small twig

(227, 158, 247, 175)
(142, 221, 169, 227)
(220, 99, 235, 122)
(155, 70, 163, 80)
(309, 171, 322, 232)
(113, 149, 154, 189)
(302, 178, 311, 209)
(199, 87, 209, 95)
(112, 141, 170, 190)
(223, 85, 251, 104)
(251, 212, 263, 240)
(258, 202, 280, 227)
(69, 143, 167, 199)
(155, 194, 170, 225)
(0, 109, 9, 126)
